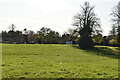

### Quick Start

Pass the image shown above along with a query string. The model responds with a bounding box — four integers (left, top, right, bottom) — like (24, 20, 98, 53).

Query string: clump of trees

(36, 27, 60, 44)
(1, 25, 79, 44)
(110, 1, 120, 45)
(2, 24, 24, 43)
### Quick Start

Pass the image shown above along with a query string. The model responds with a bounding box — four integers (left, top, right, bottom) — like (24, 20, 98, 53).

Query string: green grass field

(1, 44, 119, 78)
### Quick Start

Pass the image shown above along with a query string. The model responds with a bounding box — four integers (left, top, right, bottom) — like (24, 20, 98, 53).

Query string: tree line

(1, 24, 119, 46)
(1, 25, 78, 44)
(1, 1, 120, 48)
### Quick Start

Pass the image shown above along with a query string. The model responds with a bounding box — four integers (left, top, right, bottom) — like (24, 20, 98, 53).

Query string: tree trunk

(79, 36, 94, 49)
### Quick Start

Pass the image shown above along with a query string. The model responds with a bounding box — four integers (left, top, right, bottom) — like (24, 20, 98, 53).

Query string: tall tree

(73, 2, 101, 49)
(111, 1, 120, 44)
(37, 27, 51, 43)
(109, 24, 117, 36)
(23, 28, 28, 44)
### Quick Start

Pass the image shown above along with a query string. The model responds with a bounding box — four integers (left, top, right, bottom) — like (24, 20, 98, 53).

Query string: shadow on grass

(72, 45, 119, 59)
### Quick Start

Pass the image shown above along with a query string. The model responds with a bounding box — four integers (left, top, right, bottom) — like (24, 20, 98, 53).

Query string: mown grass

(1, 44, 119, 78)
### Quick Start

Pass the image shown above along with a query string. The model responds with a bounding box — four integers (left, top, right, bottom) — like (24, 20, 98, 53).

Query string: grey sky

(0, 0, 119, 35)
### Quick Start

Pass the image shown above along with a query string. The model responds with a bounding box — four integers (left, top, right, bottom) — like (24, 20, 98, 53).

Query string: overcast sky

(0, 0, 119, 35)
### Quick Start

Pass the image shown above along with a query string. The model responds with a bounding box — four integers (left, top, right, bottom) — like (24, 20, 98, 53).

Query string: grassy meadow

(1, 44, 119, 78)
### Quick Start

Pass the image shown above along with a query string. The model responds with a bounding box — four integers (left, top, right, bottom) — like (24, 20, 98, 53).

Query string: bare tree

(111, 1, 120, 44)
(8, 24, 16, 31)
(73, 2, 101, 48)
(23, 28, 28, 44)
(109, 24, 117, 36)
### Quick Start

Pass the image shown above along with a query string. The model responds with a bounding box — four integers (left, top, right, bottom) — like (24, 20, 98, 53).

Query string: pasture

(1, 44, 119, 78)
